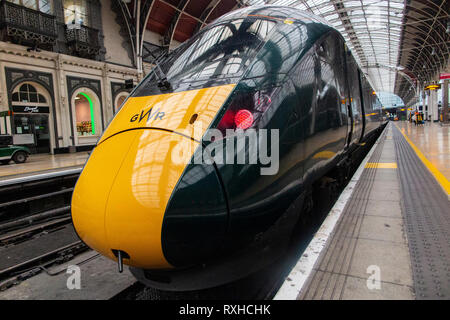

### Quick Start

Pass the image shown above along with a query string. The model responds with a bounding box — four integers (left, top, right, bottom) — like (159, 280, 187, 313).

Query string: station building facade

(0, 0, 142, 154)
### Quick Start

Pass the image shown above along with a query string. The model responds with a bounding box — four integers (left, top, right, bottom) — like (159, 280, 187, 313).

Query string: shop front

(10, 83, 52, 154)
(12, 107, 51, 154)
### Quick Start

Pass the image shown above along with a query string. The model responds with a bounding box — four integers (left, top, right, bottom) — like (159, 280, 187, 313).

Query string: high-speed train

(71, 6, 386, 290)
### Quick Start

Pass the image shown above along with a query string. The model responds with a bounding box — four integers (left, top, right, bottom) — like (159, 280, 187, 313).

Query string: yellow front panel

(100, 84, 236, 143)
(72, 85, 236, 270)
(104, 130, 199, 269)
(71, 130, 139, 257)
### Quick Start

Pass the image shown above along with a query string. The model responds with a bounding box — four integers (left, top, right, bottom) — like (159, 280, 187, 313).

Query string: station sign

(425, 84, 441, 91)
(12, 106, 50, 114)
(440, 73, 450, 80)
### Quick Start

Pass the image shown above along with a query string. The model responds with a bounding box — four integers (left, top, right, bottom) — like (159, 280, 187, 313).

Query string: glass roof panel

(244, 0, 406, 93)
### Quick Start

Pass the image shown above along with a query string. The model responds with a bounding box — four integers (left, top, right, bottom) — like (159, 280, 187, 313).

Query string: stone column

(55, 55, 70, 148)
(422, 88, 428, 120)
(102, 63, 112, 126)
(0, 62, 7, 112)
(430, 89, 439, 122)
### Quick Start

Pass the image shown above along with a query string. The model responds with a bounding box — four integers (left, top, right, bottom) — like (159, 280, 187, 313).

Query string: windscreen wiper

(149, 51, 172, 92)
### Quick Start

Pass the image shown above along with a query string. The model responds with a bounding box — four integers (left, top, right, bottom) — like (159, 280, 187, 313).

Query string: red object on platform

(235, 109, 254, 130)
(440, 73, 450, 80)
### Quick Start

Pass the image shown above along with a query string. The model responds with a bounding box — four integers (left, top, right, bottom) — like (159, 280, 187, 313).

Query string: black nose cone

(161, 162, 228, 267)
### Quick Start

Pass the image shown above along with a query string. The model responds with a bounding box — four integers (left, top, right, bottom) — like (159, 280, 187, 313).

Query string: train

(71, 6, 387, 291)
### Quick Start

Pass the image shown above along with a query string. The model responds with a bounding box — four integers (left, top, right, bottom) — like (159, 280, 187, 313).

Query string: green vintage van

(0, 135, 31, 164)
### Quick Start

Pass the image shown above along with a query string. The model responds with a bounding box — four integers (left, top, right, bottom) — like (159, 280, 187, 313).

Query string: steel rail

(0, 240, 84, 280)
(0, 206, 71, 232)
(0, 216, 72, 245)
(0, 188, 74, 209)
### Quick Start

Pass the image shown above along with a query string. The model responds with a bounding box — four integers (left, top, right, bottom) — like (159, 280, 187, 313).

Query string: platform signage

(425, 84, 441, 91)
(12, 106, 50, 114)
(440, 73, 450, 80)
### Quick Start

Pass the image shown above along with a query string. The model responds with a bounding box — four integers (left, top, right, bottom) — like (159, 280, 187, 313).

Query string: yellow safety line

(365, 162, 398, 169)
(395, 123, 450, 197)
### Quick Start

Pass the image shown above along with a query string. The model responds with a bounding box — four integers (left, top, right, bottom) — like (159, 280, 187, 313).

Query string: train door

(332, 36, 353, 149)
(314, 33, 350, 151)
(360, 73, 378, 136)
(344, 45, 364, 144)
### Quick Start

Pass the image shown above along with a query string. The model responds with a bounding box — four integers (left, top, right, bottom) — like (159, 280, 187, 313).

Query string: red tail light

(217, 87, 279, 135)
(235, 110, 254, 130)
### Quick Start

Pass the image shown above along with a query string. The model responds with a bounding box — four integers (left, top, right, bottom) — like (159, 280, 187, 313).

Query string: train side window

(314, 34, 347, 131)
(346, 52, 362, 117)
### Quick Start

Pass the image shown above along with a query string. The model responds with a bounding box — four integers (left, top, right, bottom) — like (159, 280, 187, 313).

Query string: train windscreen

(132, 18, 276, 96)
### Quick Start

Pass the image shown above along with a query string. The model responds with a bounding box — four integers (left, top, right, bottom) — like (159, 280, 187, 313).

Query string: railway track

(0, 240, 87, 285)
(0, 220, 88, 291)
(0, 169, 137, 299)
(0, 216, 72, 246)
(0, 170, 84, 291)
(0, 172, 78, 232)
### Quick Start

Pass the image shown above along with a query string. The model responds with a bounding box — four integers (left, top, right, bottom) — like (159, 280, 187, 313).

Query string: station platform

(0, 152, 89, 184)
(275, 121, 450, 300)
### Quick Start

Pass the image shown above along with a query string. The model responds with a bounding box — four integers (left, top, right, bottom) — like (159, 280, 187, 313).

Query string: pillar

(443, 80, 449, 123)
(430, 89, 439, 122)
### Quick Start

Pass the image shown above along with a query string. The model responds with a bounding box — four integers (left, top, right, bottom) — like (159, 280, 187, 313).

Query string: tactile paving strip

(298, 128, 387, 300)
(393, 125, 450, 299)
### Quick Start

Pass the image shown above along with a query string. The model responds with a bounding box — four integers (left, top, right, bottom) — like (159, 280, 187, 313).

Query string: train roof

(212, 5, 331, 28)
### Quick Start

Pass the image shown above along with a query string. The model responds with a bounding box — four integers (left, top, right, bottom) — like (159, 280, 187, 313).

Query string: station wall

(101, 0, 134, 67)
(0, 41, 138, 154)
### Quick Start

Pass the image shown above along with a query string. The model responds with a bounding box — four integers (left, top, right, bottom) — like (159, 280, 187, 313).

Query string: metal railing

(0, 0, 57, 39)
(65, 24, 99, 49)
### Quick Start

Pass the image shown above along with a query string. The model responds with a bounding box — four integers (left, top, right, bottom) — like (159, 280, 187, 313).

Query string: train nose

(72, 128, 228, 269)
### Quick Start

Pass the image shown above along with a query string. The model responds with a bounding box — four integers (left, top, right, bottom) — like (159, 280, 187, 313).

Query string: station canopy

(129, 0, 448, 106)
(242, 0, 449, 105)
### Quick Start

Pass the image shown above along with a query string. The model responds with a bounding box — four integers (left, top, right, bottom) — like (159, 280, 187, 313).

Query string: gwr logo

(130, 107, 165, 123)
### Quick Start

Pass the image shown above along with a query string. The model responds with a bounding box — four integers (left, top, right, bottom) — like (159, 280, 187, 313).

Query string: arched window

(12, 83, 47, 104)
(75, 93, 95, 136)
(115, 93, 128, 113)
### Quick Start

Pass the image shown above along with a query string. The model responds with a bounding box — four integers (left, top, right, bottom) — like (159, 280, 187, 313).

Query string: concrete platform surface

(0, 152, 89, 180)
(276, 121, 450, 300)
